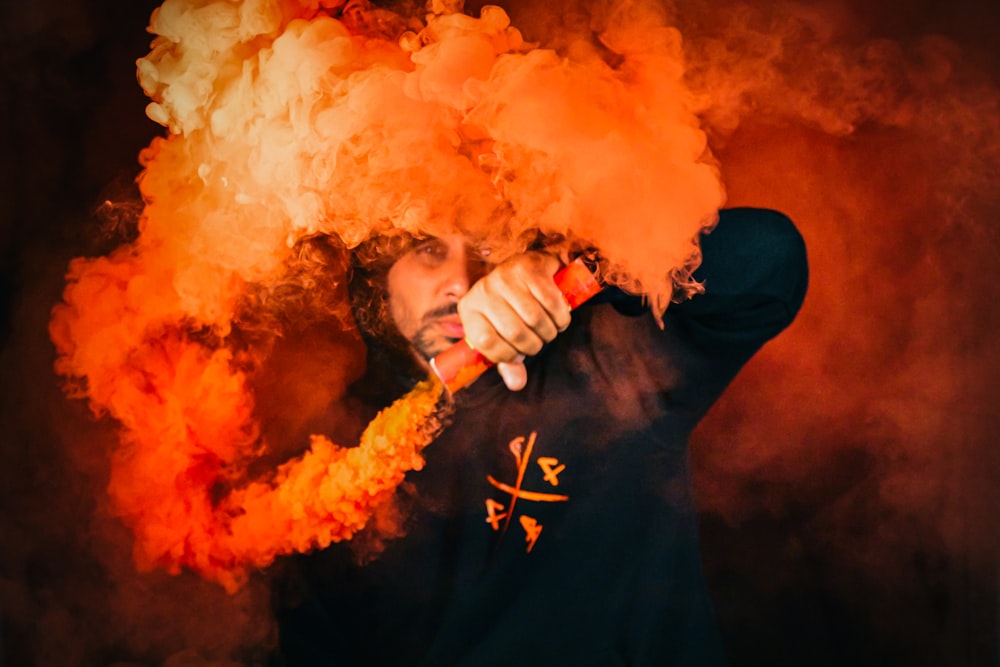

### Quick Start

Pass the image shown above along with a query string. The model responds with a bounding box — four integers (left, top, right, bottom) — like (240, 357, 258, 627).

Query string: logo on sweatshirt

(484, 431, 568, 552)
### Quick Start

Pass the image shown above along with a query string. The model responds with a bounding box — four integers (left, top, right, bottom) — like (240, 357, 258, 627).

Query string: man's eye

(414, 240, 447, 262)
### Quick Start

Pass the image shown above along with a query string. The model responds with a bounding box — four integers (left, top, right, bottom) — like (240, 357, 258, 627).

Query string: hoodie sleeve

(667, 207, 809, 355)
(594, 207, 808, 355)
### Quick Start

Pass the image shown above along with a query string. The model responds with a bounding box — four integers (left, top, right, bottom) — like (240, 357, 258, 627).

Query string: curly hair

(346, 233, 431, 403)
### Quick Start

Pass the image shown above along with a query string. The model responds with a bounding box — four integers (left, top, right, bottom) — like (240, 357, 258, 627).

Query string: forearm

(676, 207, 808, 350)
(596, 207, 809, 353)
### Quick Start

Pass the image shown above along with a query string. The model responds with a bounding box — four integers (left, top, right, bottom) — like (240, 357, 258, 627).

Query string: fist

(457, 252, 572, 389)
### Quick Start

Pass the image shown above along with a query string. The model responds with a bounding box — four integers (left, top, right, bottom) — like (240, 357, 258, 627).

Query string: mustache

(421, 302, 459, 324)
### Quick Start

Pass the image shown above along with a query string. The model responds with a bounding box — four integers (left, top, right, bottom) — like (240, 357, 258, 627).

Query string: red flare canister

(430, 256, 602, 393)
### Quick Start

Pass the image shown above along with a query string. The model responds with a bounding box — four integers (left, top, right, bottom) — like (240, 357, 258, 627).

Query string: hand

(457, 252, 572, 390)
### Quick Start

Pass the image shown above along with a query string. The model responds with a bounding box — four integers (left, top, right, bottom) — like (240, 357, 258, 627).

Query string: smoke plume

(47, 0, 723, 593)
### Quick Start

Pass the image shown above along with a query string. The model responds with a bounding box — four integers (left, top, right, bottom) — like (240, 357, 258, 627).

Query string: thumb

(496, 355, 528, 391)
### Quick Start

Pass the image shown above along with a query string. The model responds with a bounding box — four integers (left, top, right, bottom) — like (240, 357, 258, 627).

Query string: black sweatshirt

(274, 207, 809, 666)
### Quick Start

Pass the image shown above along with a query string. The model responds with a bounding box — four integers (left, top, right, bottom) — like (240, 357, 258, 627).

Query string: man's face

(386, 235, 488, 359)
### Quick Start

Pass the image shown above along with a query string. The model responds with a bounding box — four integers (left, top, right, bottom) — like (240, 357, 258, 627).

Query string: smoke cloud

(1, 0, 998, 665)
(47, 0, 724, 600)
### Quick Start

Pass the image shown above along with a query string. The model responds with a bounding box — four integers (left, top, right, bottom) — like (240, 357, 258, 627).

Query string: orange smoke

(50, 247, 444, 592)
(49, 0, 721, 590)
(221, 379, 445, 591)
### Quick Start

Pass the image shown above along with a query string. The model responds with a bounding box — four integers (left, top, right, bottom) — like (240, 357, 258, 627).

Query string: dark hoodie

(272, 207, 809, 667)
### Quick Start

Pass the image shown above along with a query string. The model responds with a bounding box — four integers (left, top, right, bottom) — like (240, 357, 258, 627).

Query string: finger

(459, 309, 527, 364)
(496, 254, 571, 336)
(479, 281, 557, 353)
(457, 252, 570, 361)
(524, 253, 573, 332)
(459, 288, 548, 361)
(476, 258, 568, 345)
(497, 357, 528, 391)
(525, 279, 572, 333)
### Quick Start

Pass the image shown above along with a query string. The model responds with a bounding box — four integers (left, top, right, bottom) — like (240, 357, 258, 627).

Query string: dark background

(1, 1, 998, 666)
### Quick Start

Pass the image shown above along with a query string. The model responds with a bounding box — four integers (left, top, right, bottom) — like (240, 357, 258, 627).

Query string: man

(273, 206, 809, 666)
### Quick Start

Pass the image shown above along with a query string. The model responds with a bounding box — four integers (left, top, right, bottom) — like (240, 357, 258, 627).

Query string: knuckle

(517, 255, 537, 273)
(497, 344, 521, 363)
(521, 338, 543, 355)
(466, 329, 493, 352)
(478, 276, 505, 304)
(533, 251, 556, 270)
(509, 329, 543, 355)
(498, 265, 524, 288)
(508, 254, 538, 278)
(481, 339, 515, 363)
(525, 309, 550, 332)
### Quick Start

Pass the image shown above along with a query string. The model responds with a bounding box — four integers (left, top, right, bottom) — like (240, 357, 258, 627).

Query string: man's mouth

(434, 317, 465, 340)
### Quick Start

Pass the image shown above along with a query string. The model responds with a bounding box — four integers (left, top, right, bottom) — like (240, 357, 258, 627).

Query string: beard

(411, 302, 461, 360)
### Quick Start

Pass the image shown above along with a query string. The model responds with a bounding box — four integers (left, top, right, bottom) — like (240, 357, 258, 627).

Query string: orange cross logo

(485, 431, 568, 552)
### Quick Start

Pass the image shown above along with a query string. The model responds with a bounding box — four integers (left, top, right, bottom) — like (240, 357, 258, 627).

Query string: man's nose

(440, 242, 471, 300)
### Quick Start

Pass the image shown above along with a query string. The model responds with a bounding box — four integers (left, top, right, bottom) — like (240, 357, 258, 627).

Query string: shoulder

(705, 207, 808, 271)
